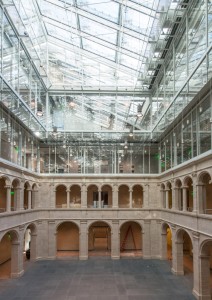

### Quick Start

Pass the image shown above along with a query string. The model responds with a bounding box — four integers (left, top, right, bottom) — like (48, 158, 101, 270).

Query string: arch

(197, 172, 212, 214)
(55, 183, 68, 190)
(118, 184, 129, 208)
(175, 179, 183, 210)
(0, 230, 21, 279)
(1, 175, 11, 187)
(174, 228, 193, 276)
(183, 177, 193, 212)
(132, 185, 143, 208)
(56, 221, 79, 258)
(69, 184, 81, 208)
(101, 184, 112, 208)
(11, 178, 21, 188)
(56, 220, 80, 232)
(23, 223, 37, 263)
(0, 177, 7, 213)
(161, 222, 172, 260)
(87, 184, 99, 208)
(31, 183, 38, 191)
(56, 185, 67, 208)
(161, 183, 165, 190)
(166, 181, 172, 189)
(120, 221, 142, 258)
(88, 221, 111, 257)
(11, 178, 21, 211)
(198, 171, 211, 185)
(197, 239, 212, 299)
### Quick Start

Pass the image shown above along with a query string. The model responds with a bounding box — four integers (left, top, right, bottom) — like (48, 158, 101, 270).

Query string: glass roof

(2, 0, 209, 139)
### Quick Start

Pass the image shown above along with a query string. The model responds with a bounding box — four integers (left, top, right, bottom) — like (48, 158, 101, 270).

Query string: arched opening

(183, 177, 193, 212)
(161, 223, 172, 261)
(0, 178, 7, 213)
(199, 240, 212, 299)
(23, 224, 37, 269)
(118, 185, 129, 208)
(56, 185, 67, 208)
(70, 185, 81, 208)
(132, 185, 143, 208)
(24, 182, 31, 210)
(120, 221, 142, 258)
(87, 184, 98, 208)
(0, 231, 20, 278)
(56, 222, 79, 258)
(11, 179, 20, 211)
(175, 230, 193, 277)
(199, 172, 212, 214)
(31, 183, 38, 209)
(88, 221, 111, 257)
(101, 185, 112, 208)
(166, 182, 172, 209)
(175, 179, 182, 210)
(160, 183, 165, 208)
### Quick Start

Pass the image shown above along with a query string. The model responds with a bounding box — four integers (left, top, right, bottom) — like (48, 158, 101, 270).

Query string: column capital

(27, 188, 32, 192)
(4, 185, 11, 189)
(192, 231, 200, 240)
(144, 219, 151, 224)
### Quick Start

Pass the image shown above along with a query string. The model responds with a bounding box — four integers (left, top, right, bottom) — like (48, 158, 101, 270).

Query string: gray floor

(0, 258, 195, 300)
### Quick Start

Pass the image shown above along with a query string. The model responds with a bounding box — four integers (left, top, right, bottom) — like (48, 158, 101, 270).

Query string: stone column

(48, 221, 56, 259)
(192, 232, 201, 299)
(5, 185, 11, 212)
(171, 186, 175, 210)
(143, 220, 151, 259)
(182, 186, 188, 212)
(161, 232, 168, 260)
(160, 189, 165, 208)
(112, 184, 118, 208)
(143, 184, 149, 208)
(11, 240, 24, 278)
(30, 233, 37, 261)
(79, 221, 88, 260)
(129, 188, 133, 208)
(111, 220, 119, 259)
(192, 173, 197, 213)
(197, 254, 211, 300)
(66, 188, 70, 208)
(27, 189, 32, 209)
(15, 186, 23, 211)
(81, 184, 87, 208)
(98, 189, 101, 208)
(173, 187, 179, 210)
(197, 184, 204, 214)
(32, 189, 38, 209)
(165, 189, 169, 209)
(171, 226, 184, 275)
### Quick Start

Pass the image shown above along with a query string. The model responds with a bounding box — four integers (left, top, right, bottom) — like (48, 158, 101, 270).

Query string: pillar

(171, 227, 184, 275)
(112, 184, 118, 208)
(66, 188, 70, 208)
(161, 232, 168, 260)
(192, 232, 201, 299)
(79, 221, 88, 260)
(14, 187, 23, 211)
(48, 221, 56, 259)
(81, 184, 87, 208)
(27, 189, 32, 209)
(143, 220, 151, 259)
(143, 184, 149, 208)
(182, 186, 188, 212)
(197, 184, 205, 214)
(30, 233, 37, 261)
(165, 189, 169, 209)
(129, 188, 132, 208)
(5, 185, 11, 212)
(196, 255, 211, 300)
(192, 173, 198, 213)
(111, 220, 119, 259)
(160, 189, 165, 208)
(173, 187, 179, 210)
(98, 189, 101, 208)
(11, 241, 24, 278)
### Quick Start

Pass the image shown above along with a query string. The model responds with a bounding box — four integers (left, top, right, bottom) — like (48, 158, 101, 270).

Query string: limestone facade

(0, 153, 212, 300)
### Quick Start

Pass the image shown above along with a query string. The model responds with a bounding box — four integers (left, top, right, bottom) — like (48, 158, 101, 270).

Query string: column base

(79, 255, 88, 260)
(171, 267, 184, 275)
(192, 289, 211, 300)
(11, 270, 24, 278)
(111, 255, 120, 260)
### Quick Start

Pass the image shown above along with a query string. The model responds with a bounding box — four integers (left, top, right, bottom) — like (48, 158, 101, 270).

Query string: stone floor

(0, 258, 195, 300)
